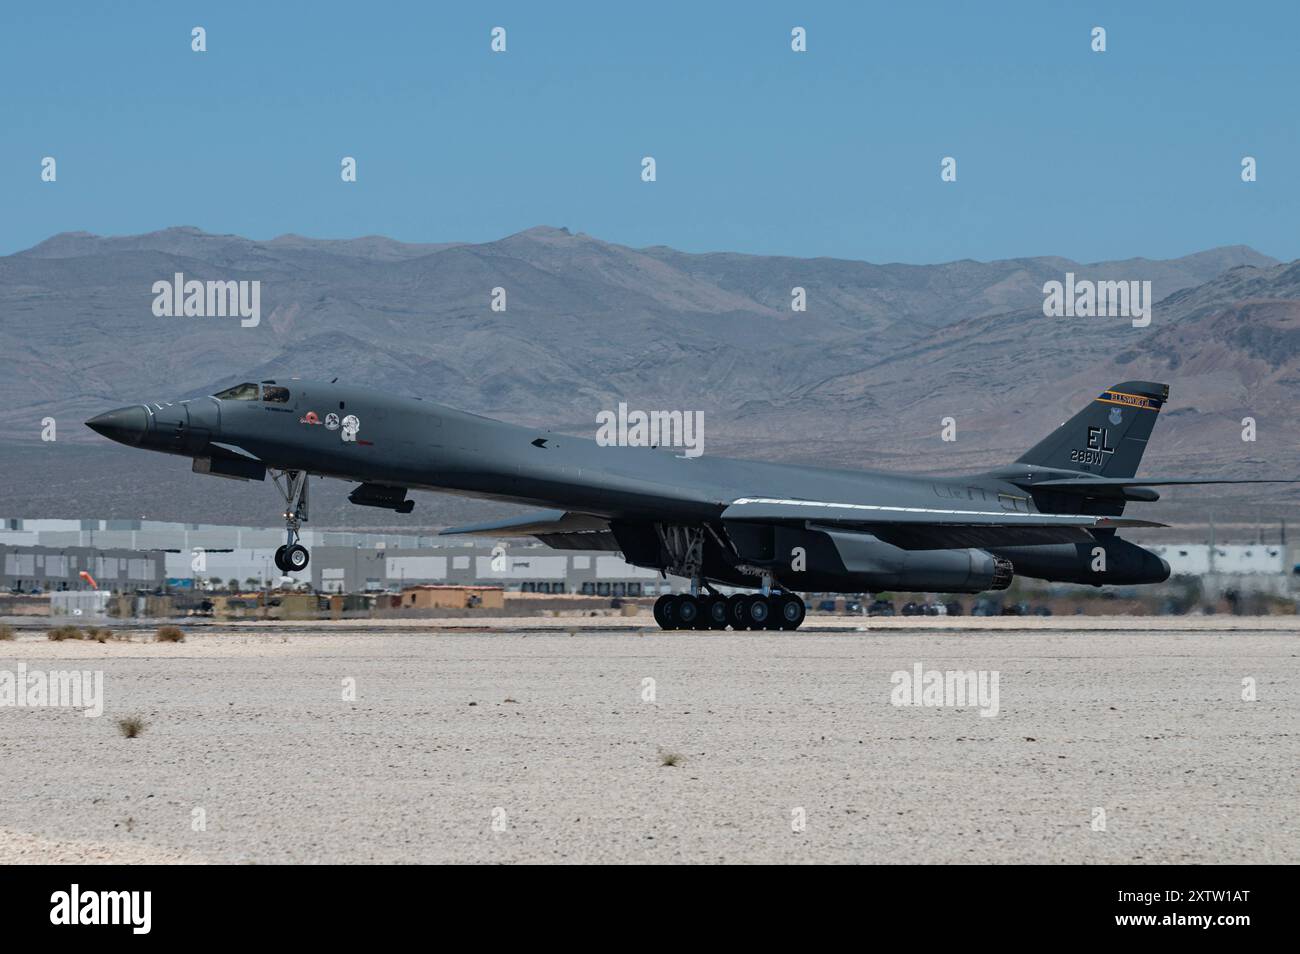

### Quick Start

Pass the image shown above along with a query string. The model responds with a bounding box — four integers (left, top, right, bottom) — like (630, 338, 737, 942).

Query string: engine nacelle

(720, 522, 1013, 593)
(822, 530, 1012, 593)
(991, 537, 1170, 585)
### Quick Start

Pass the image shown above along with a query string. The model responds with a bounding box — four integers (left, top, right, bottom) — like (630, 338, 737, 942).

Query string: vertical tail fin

(1015, 381, 1168, 478)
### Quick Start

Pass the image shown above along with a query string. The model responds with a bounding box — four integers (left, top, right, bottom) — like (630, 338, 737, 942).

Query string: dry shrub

(154, 626, 186, 643)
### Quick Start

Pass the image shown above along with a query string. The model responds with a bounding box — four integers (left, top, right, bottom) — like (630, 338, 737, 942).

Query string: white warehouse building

(1148, 543, 1286, 576)
(0, 518, 678, 595)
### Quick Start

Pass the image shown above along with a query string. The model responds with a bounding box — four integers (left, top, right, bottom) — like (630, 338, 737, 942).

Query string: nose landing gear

(276, 543, 310, 573)
(271, 470, 311, 574)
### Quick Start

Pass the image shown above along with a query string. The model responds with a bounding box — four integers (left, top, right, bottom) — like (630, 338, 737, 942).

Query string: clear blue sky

(2, 1, 1296, 263)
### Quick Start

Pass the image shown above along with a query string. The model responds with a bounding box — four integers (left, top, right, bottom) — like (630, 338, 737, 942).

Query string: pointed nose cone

(85, 405, 150, 446)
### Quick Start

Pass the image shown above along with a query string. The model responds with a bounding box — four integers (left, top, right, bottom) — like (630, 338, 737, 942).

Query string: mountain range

(1, 226, 1295, 535)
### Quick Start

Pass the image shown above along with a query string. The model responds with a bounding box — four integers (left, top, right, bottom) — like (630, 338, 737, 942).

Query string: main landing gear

(271, 470, 311, 574)
(649, 522, 806, 630)
(653, 591, 806, 631)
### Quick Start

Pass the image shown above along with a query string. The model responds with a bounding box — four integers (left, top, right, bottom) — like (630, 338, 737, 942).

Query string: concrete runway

(1, 616, 1296, 864)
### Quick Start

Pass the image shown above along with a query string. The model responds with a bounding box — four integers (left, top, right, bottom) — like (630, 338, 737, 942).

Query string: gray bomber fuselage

(160, 382, 1033, 521)
(88, 377, 1190, 595)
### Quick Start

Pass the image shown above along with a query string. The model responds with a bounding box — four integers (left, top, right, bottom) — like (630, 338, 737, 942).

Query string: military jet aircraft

(87, 379, 1292, 630)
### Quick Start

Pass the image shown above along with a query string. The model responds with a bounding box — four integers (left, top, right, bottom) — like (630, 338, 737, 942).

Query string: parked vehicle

(867, 599, 896, 616)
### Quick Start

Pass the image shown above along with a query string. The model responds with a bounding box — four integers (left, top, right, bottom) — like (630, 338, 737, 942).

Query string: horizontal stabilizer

(1032, 476, 1299, 490)
(439, 510, 610, 537)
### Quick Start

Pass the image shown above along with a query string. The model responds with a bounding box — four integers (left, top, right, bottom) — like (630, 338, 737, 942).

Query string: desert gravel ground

(0, 616, 1296, 864)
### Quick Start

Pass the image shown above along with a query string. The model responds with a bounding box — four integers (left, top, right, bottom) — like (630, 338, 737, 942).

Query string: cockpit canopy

(214, 382, 291, 403)
(213, 382, 259, 401)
